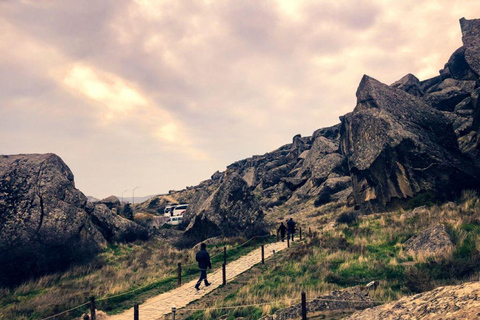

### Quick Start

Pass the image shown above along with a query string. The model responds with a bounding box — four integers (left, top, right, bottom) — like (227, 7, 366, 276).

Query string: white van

(169, 216, 183, 226)
(173, 204, 188, 216)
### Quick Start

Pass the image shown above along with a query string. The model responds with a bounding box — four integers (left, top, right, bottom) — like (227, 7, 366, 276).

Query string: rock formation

(0, 154, 147, 286)
(404, 224, 455, 258)
(346, 281, 480, 320)
(340, 75, 480, 213)
(183, 172, 266, 241)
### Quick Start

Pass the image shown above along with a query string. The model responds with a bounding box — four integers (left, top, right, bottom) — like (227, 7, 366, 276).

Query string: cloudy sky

(1, 0, 479, 199)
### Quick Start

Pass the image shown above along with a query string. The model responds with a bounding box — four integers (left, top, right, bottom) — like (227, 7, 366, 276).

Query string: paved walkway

(106, 241, 289, 320)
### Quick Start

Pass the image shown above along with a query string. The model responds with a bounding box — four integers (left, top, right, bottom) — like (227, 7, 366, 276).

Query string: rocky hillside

(0, 153, 147, 286)
(139, 17, 480, 239)
(346, 281, 480, 320)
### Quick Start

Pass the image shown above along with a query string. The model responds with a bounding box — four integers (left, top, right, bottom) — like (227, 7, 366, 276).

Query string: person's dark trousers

(288, 231, 294, 241)
(195, 269, 210, 289)
(281, 233, 285, 242)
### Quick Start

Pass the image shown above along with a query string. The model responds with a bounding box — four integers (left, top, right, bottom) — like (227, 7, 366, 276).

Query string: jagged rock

(340, 75, 480, 213)
(423, 86, 471, 111)
(0, 154, 147, 286)
(441, 47, 478, 81)
(87, 203, 147, 242)
(460, 18, 480, 77)
(404, 224, 454, 257)
(346, 281, 480, 320)
(183, 172, 266, 241)
(97, 195, 120, 210)
(391, 73, 423, 97)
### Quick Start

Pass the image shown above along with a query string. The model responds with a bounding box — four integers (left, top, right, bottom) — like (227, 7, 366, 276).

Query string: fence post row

(134, 304, 139, 320)
(301, 292, 307, 320)
(177, 262, 182, 286)
(90, 296, 96, 320)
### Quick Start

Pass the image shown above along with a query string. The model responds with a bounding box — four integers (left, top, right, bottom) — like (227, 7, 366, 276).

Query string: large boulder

(0, 153, 147, 286)
(460, 17, 480, 77)
(404, 224, 455, 258)
(340, 76, 480, 213)
(184, 172, 266, 241)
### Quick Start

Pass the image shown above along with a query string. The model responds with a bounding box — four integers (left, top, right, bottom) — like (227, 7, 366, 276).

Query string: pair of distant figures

(277, 218, 296, 242)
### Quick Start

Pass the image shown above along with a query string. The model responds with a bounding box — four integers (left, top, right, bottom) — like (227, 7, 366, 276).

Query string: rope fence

(37, 226, 346, 320)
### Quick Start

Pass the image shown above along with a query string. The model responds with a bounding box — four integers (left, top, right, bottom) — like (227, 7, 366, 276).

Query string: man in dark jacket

(287, 218, 296, 241)
(195, 243, 212, 290)
(277, 222, 287, 242)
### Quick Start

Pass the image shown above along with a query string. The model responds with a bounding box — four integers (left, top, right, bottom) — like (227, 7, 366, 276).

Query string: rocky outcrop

(404, 224, 454, 258)
(340, 75, 480, 213)
(260, 287, 375, 320)
(0, 154, 147, 286)
(346, 281, 480, 320)
(183, 172, 266, 241)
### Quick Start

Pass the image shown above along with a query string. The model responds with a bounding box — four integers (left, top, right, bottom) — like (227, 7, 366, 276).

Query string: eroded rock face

(346, 281, 480, 320)
(404, 224, 454, 257)
(340, 76, 480, 213)
(460, 17, 480, 77)
(0, 154, 146, 286)
(183, 172, 266, 241)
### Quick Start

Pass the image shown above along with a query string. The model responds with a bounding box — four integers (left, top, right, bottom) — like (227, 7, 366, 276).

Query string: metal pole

(121, 189, 128, 203)
(134, 304, 139, 320)
(301, 292, 307, 320)
(287, 235, 290, 248)
(261, 245, 264, 264)
(223, 246, 227, 265)
(222, 263, 226, 285)
(177, 262, 182, 286)
(132, 186, 141, 205)
(172, 307, 176, 320)
(90, 297, 96, 320)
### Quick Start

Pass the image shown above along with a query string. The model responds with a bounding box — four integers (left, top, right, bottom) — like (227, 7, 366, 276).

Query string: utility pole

(133, 186, 141, 206)
(121, 189, 128, 203)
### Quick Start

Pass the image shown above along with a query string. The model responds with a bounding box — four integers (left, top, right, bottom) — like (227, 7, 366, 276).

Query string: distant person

(277, 222, 287, 242)
(195, 243, 212, 290)
(287, 218, 296, 241)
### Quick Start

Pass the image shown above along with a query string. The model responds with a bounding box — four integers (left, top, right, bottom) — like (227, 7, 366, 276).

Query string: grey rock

(0, 154, 147, 285)
(460, 17, 480, 76)
(423, 86, 471, 111)
(404, 224, 454, 257)
(391, 73, 424, 97)
(441, 46, 477, 81)
(340, 75, 480, 213)
(184, 172, 266, 241)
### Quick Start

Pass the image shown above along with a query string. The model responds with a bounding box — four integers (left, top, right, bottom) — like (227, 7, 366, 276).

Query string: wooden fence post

(287, 235, 290, 248)
(223, 246, 227, 265)
(222, 263, 226, 285)
(90, 296, 96, 320)
(301, 292, 307, 320)
(309, 227, 312, 237)
(300, 227, 302, 240)
(134, 304, 139, 320)
(177, 262, 182, 286)
(261, 245, 264, 264)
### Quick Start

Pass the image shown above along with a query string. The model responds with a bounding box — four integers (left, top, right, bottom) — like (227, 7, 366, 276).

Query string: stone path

(106, 241, 289, 320)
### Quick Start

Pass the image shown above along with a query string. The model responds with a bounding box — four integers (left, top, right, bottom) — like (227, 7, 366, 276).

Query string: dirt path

(106, 241, 288, 320)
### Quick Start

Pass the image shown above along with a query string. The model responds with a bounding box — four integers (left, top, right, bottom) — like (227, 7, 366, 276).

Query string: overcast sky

(1, 0, 479, 199)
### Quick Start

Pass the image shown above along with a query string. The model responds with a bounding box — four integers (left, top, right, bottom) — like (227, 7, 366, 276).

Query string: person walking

(195, 243, 211, 290)
(277, 222, 287, 242)
(287, 218, 296, 242)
